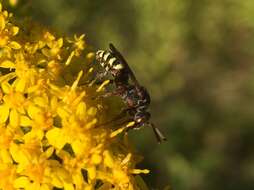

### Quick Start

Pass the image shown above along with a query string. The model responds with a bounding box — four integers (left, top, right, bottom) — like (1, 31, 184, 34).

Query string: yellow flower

(0, 81, 27, 127)
(0, 6, 20, 56)
(9, 0, 18, 7)
(0, 163, 17, 190)
(0, 3, 150, 190)
(65, 34, 86, 66)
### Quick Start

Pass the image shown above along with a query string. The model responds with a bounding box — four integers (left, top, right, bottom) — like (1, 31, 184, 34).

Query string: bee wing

(109, 43, 140, 86)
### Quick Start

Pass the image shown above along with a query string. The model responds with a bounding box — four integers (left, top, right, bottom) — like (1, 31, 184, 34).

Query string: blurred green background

(7, 0, 254, 189)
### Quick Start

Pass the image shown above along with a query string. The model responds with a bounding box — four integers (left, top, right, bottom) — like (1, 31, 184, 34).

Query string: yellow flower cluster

(0, 4, 149, 190)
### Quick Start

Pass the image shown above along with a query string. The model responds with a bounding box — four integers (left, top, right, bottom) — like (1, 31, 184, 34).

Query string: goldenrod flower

(9, 0, 18, 7)
(0, 3, 149, 190)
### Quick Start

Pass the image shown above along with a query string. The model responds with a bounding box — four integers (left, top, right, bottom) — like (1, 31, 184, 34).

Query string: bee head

(135, 112, 151, 126)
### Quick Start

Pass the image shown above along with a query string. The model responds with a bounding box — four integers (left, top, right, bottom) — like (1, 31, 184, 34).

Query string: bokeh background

(6, 0, 254, 189)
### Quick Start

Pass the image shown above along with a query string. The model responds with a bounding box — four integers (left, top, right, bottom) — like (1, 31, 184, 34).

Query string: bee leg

(97, 108, 131, 126)
(100, 89, 119, 98)
(97, 83, 127, 98)
(109, 108, 134, 122)
(91, 91, 115, 100)
(95, 115, 132, 129)
(83, 71, 108, 86)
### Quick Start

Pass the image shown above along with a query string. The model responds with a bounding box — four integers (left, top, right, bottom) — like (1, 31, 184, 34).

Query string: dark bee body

(121, 85, 150, 114)
(96, 43, 166, 143)
(118, 84, 151, 128)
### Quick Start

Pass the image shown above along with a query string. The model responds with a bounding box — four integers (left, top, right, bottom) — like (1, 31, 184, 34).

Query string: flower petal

(46, 128, 66, 149)
(10, 109, 20, 127)
(14, 176, 30, 188)
(0, 60, 15, 68)
(8, 41, 21, 49)
(1, 81, 12, 94)
(0, 15, 5, 31)
(0, 104, 9, 124)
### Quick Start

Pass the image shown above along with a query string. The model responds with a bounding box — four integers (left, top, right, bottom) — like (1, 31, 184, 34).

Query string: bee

(96, 43, 166, 143)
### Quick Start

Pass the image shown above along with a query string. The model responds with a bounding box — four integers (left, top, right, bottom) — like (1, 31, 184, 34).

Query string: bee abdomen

(103, 52, 112, 62)
(96, 50, 125, 71)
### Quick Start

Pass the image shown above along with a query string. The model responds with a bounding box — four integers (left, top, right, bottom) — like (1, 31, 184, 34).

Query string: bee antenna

(150, 123, 167, 144)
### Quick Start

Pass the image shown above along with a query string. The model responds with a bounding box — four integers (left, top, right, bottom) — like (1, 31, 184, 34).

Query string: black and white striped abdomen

(96, 50, 124, 71)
